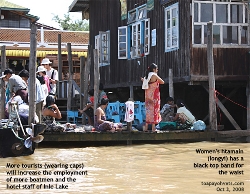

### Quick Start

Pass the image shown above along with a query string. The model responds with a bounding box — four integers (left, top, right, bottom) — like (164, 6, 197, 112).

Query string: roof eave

(68, 0, 89, 12)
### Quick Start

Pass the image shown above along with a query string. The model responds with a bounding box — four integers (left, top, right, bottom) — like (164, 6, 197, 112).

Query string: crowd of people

(1, 58, 59, 129)
(1, 59, 199, 133)
(1, 58, 122, 133)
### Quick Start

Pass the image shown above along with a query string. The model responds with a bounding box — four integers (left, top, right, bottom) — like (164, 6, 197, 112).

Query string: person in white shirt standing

(41, 58, 58, 96)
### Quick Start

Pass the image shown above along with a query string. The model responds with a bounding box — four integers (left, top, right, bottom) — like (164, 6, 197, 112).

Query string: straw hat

(36, 66, 47, 73)
(41, 58, 52, 64)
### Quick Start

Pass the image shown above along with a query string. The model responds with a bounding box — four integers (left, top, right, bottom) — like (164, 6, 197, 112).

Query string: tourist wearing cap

(2, 68, 28, 103)
(41, 58, 58, 95)
(36, 65, 50, 97)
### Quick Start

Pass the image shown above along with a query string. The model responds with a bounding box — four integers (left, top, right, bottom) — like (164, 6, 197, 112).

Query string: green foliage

(52, 13, 89, 31)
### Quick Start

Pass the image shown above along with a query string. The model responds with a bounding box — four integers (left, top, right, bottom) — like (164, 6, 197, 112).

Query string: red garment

(145, 81, 161, 124)
(89, 96, 94, 104)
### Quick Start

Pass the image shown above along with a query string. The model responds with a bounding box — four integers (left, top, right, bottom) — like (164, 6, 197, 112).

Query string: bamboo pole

(67, 43, 73, 112)
(0, 45, 6, 119)
(93, 49, 99, 127)
(169, 69, 174, 98)
(207, 22, 217, 131)
(28, 23, 37, 125)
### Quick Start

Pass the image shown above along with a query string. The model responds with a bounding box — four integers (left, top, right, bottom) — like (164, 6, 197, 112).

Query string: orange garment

(145, 81, 161, 124)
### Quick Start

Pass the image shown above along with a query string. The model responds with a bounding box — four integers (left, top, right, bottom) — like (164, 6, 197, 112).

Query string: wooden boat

(0, 101, 46, 158)
(0, 123, 46, 158)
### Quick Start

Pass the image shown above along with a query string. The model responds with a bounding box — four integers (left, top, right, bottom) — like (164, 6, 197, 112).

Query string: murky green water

(0, 142, 249, 193)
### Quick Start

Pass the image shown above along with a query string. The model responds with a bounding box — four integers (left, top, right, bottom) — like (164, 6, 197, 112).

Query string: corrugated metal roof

(0, 50, 87, 58)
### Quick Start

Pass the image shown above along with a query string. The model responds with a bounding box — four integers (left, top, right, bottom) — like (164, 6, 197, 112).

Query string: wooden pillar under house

(0, 45, 7, 119)
(28, 23, 37, 125)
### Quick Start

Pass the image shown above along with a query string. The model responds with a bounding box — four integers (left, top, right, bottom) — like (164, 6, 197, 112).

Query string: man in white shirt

(173, 99, 196, 124)
(41, 58, 58, 95)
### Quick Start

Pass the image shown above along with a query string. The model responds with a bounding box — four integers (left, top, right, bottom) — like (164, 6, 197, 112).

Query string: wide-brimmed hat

(41, 58, 52, 65)
(0, 72, 6, 79)
(36, 66, 47, 73)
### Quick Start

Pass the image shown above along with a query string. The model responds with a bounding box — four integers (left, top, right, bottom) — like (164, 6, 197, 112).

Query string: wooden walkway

(41, 129, 250, 144)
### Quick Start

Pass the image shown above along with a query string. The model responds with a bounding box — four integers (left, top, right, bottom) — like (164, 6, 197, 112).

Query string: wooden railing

(57, 80, 84, 99)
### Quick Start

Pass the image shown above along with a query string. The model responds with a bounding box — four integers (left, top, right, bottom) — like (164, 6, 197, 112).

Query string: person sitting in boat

(160, 97, 176, 122)
(42, 95, 76, 132)
(5, 95, 39, 125)
(94, 98, 122, 132)
(173, 99, 196, 127)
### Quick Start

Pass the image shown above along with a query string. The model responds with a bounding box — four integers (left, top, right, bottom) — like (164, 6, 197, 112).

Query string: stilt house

(69, 0, 250, 130)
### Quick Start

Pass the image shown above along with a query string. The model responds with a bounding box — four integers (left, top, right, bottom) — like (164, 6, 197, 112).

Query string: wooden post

(127, 86, 133, 132)
(247, 0, 250, 129)
(0, 45, 6, 119)
(80, 56, 86, 124)
(82, 46, 91, 124)
(28, 23, 37, 125)
(169, 69, 174, 98)
(129, 85, 133, 99)
(93, 49, 99, 127)
(58, 34, 62, 98)
(207, 22, 217, 130)
(67, 43, 73, 112)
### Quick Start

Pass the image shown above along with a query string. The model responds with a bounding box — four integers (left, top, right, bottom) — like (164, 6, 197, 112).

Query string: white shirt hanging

(124, 101, 134, 122)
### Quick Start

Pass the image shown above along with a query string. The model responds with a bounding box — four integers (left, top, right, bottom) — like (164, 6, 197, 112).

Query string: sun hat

(36, 66, 47, 73)
(41, 58, 52, 65)
(0, 72, 6, 79)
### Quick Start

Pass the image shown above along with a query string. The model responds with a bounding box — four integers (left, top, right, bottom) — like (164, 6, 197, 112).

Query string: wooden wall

(88, 0, 191, 89)
(88, 0, 249, 88)
(191, 47, 249, 81)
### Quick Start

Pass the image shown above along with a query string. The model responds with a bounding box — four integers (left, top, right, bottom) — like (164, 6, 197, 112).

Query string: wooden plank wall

(88, 0, 248, 89)
(88, 0, 191, 89)
(190, 47, 249, 81)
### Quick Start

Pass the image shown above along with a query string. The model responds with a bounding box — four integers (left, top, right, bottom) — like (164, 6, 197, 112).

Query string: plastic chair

(119, 102, 126, 123)
(75, 111, 83, 124)
(105, 101, 120, 123)
(67, 111, 76, 123)
(141, 102, 146, 121)
(133, 101, 143, 124)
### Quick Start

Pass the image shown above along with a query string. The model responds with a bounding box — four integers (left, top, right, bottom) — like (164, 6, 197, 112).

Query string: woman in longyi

(141, 63, 164, 132)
